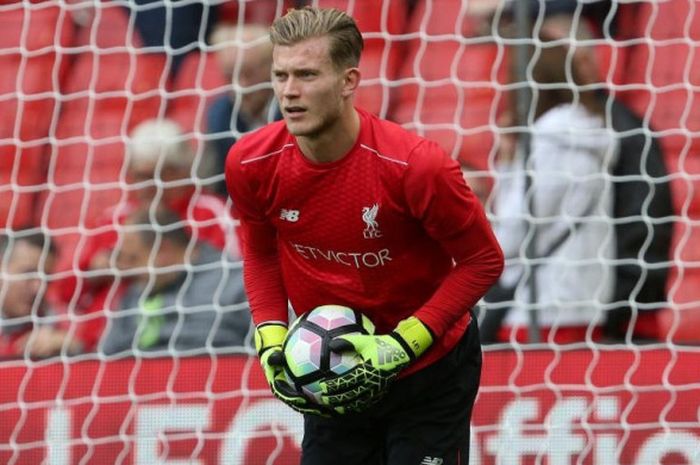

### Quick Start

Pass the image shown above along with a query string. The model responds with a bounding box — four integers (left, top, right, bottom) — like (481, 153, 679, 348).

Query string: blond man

(226, 8, 504, 465)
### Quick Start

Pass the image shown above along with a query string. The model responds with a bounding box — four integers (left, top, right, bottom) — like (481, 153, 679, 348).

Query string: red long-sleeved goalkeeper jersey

(226, 108, 504, 375)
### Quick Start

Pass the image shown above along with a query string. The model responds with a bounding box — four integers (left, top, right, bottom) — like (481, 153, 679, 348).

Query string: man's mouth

(285, 106, 306, 115)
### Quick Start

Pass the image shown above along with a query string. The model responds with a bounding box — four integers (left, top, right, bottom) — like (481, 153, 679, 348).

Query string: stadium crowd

(1, 0, 699, 359)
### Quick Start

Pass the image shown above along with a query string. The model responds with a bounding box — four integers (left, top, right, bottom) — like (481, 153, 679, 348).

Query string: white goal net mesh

(0, 0, 699, 464)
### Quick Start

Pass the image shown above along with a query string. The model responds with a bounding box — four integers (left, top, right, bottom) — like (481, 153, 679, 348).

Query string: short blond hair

(270, 7, 363, 69)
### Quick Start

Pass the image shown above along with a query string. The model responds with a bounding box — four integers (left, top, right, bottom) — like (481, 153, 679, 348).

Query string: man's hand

(16, 326, 81, 359)
(320, 316, 434, 414)
(255, 323, 328, 416)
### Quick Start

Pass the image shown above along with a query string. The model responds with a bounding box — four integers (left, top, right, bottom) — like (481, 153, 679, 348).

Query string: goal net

(1, 0, 699, 464)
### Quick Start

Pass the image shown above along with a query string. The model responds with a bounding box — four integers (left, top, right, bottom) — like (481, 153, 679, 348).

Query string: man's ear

(341, 67, 361, 98)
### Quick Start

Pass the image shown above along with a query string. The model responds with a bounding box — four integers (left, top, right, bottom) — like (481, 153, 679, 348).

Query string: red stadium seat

(657, 155, 700, 343)
(609, 1, 700, 343)
(37, 5, 165, 272)
(664, 146, 700, 217)
(613, 0, 700, 163)
(318, 0, 409, 117)
(660, 272, 700, 343)
(167, 51, 228, 134)
(0, 6, 74, 228)
(670, 216, 700, 269)
(56, 5, 166, 123)
(389, 0, 505, 170)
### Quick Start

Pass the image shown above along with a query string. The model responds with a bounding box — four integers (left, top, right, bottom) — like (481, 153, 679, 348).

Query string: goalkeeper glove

(319, 316, 434, 414)
(255, 323, 327, 416)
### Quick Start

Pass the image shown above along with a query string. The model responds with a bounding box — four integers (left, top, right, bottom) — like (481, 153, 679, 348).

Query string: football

(282, 304, 375, 404)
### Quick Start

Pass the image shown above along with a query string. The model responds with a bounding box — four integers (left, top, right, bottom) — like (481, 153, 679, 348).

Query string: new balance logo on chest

(420, 457, 444, 465)
(279, 209, 300, 222)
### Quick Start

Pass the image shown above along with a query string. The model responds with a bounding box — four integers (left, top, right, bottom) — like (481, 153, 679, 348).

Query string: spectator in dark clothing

(100, 208, 252, 357)
(54, 118, 237, 353)
(479, 14, 673, 343)
(129, 0, 215, 77)
(467, 0, 619, 36)
(206, 23, 281, 195)
(602, 96, 673, 341)
(540, 14, 673, 341)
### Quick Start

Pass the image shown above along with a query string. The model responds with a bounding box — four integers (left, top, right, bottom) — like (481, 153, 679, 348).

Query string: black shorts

(301, 317, 482, 465)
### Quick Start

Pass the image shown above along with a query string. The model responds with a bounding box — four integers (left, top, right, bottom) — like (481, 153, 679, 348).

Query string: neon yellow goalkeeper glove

(319, 316, 434, 414)
(255, 323, 327, 416)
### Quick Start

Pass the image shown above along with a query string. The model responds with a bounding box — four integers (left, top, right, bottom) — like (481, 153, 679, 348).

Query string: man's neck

(296, 107, 361, 164)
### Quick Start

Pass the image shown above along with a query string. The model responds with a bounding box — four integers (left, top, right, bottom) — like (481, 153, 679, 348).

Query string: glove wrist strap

(392, 316, 434, 359)
(254, 322, 288, 356)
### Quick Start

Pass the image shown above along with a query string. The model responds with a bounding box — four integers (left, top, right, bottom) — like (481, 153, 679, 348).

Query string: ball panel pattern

(284, 327, 323, 378)
(329, 351, 363, 376)
(282, 305, 375, 404)
(305, 305, 358, 330)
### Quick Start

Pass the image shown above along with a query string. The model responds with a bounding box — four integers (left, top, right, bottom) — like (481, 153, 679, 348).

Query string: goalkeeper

(225, 6, 504, 465)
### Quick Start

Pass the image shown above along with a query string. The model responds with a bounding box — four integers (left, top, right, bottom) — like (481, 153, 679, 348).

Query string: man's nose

(281, 76, 301, 98)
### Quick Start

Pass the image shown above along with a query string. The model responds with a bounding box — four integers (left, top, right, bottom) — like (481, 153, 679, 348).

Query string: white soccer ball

(282, 305, 375, 404)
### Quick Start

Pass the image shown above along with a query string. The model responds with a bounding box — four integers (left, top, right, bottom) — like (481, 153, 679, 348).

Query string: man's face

(272, 36, 348, 138)
(116, 230, 187, 291)
(127, 161, 187, 207)
(221, 44, 273, 117)
(116, 230, 150, 279)
(1, 241, 48, 319)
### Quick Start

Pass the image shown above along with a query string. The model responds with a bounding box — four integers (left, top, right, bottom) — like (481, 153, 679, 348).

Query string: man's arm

(226, 146, 328, 414)
(225, 149, 289, 325)
(405, 141, 505, 338)
(319, 142, 504, 414)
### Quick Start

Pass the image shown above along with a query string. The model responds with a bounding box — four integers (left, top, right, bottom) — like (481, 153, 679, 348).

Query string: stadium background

(0, 0, 699, 464)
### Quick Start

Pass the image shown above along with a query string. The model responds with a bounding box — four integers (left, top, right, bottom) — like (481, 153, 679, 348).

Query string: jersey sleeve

(225, 146, 289, 326)
(404, 140, 505, 337)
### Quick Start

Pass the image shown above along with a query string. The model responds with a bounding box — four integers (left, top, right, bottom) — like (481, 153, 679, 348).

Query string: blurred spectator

(0, 230, 82, 359)
(56, 118, 236, 352)
(481, 27, 617, 344)
(466, 0, 616, 34)
(100, 208, 251, 356)
(206, 23, 280, 195)
(124, 118, 234, 252)
(539, 15, 673, 343)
